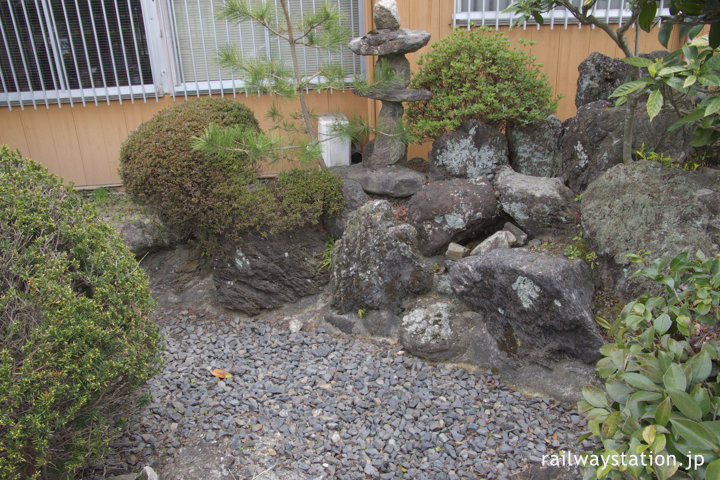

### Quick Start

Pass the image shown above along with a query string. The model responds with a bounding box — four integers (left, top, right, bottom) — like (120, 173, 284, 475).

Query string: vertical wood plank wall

(0, 0, 673, 187)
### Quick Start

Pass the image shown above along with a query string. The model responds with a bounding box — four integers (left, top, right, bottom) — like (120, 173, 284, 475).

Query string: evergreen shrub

(119, 98, 344, 248)
(406, 28, 559, 139)
(579, 251, 720, 479)
(0, 146, 161, 479)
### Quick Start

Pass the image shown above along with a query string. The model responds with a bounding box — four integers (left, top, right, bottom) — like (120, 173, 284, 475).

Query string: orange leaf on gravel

(210, 368, 232, 379)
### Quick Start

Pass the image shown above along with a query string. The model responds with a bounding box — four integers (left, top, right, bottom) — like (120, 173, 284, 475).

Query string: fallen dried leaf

(210, 368, 233, 379)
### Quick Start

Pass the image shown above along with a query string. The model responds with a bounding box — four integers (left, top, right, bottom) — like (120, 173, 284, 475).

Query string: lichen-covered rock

(399, 297, 470, 361)
(429, 119, 509, 180)
(506, 115, 563, 177)
(339, 164, 425, 198)
(449, 249, 604, 365)
(407, 177, 498, 256)
(142, 245, 216, 307)
(494, 166, 577, 238)
(582, 161, 720, 297)
(212, 228, 329, 315)
(575, 52, 631, 108)
(330, 200, 432, 314)
(560, 100, 693, 193)
(322, 178, 369, 238)
(348, 29, 431, 56)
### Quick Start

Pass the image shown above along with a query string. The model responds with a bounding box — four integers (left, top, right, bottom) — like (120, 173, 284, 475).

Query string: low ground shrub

(119, 98, 344, 249)
(406, 27, 558, 140)
(0, 146, 161, 478)
(579, 251, 719, 479)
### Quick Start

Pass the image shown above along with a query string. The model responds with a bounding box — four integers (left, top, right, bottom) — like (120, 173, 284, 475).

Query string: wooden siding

(0, 0, 677, 187)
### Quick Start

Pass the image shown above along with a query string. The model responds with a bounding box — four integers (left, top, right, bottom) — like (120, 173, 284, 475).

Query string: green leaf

(622, 56, 654, 68)
(704, 96, 720, 117)
(642, 425, 657, 445)
(668, 107, 706, 131)
(638, 2, 656, 32)
(670, 418, 718, 450)
(606, 380, 631, 404)
(683, 75, 697, 89)
(646, 90, 663, 121)
(583, 385, 609, 408)
(711, 22, 720, 49)
(654, 313, 672, 334)
(610, 80, 650, 98)
(658, 22, 673, 48)
(690, 128, 717, 147)
(668, 390, 703, 420)
(623, 373, 660, 392)
(655, 396, 672, 426)
(663, 364, 687, 392)
(658, 66, 688, 77)
(687, 350, 712, 382)
(706, 459, 720, 480)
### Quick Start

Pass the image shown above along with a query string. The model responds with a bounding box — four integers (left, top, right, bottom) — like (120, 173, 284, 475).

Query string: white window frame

(1, 0, 365, 109)
(0, 0, 159, 109)
(157, 0, 366, 100)
(452, 0, 671, 29)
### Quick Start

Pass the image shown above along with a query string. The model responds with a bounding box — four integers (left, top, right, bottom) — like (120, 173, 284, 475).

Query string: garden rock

(339, 163, 425, 198)
(330, 200, 432, 314)
(348, 28, 431, 56)
(399, 296, 470, 361)
(446, 242, 469, 260)
(560, 100, 693, 193)
(322, 178, 369, 238)
(119, 217, 177, 256)
(407, 177, 498, 256)
(373, 0, 401, 29)
(494, 166, 577, 238)
(504, 222, 528, 246)
(575, 52, 630, 107)
(469, 230, 516, 256)
(581, 161, 720, 298)
(212, 228, 329, 316)
(506, 115, 563, 177)
(429, 119, 509, 180)
(141, 245, 216, 307)
(449, 249, 604, 366)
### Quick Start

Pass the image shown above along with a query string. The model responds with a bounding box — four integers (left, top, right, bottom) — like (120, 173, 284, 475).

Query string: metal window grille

(165, 0, 364, 99)
(0, 0, 154, 109)
(1, 0, 364, 109)
(452, 0, 671, 29)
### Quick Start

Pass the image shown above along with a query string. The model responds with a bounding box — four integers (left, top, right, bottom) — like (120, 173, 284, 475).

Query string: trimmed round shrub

(120, 97, 261, 243)
(120, 98, 344, 249)
(0, 146, 161, 479)
(406, 28, 559, 139)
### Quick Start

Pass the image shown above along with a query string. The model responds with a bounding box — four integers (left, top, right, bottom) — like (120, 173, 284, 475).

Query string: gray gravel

(94, 305, 591, 479)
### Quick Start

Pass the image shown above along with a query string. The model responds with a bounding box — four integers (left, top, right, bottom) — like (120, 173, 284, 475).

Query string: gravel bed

(93, 305, 590, 479)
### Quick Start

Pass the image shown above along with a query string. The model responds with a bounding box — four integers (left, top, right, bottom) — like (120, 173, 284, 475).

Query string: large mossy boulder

(449, 249, 603, 365)
(560, 100, 693, 193)
(329, 200, 432, 314)
(407, 177, 498, 256)
(581, 161, 720, 297)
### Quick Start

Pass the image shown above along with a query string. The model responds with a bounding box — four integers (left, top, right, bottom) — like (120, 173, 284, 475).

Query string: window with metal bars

(0, 0, 364, 108)
(165, 0, 364, 99)
(0, 0, 154, 108)
(452, 0, 671, 29)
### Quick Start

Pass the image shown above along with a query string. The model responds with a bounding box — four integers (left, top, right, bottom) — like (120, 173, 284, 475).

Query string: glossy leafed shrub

(0, 146, 161, 479)
(406, 28, 558, 140)
(579, 251, 720, 480)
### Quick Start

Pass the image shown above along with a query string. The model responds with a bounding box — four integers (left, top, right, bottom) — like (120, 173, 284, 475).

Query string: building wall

(0, 0, 675, 187)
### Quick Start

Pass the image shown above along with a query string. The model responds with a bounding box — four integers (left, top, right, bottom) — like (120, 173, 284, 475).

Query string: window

(1, 0, 364, 109)
(165, 0, 364, 98)
(0, 0, 154, 108)
(453, 0, 671, 29)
